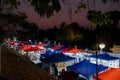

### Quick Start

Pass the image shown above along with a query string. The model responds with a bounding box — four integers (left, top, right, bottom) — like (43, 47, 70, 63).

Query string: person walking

(52, 64, 58, 78)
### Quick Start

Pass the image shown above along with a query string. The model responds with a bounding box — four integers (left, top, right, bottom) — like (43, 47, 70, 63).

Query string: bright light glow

(29, 40, 31, 42)
(99, 44, 105, 49)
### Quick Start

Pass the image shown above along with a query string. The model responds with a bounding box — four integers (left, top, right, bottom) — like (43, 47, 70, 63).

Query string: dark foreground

(0, 45, 56, 80)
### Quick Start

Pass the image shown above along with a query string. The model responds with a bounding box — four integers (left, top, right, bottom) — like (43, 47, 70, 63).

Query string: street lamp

(96, 43, 105, 80)
(99, 43, 105, 53)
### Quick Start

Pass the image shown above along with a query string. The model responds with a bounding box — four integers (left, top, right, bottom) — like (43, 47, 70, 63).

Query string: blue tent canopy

(47, 50, 55, 56)
(67, 60, 108, 79)
(90, 53, 119, 60)
(41, 53, 76, 64)
(40, 50, 55, 58)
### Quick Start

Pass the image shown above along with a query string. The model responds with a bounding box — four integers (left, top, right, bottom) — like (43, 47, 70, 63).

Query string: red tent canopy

(68, 48, 84, 54)
(7, 41, 14, 45)
(13, 43, 19, 47)
(94, 68, 120, 80)
(37, 44, 45, 47)
(20, 45, 32, 50)
(52, 45, 61, 50)
(61, 48, 71, 53)
(24, 46, 43, 52)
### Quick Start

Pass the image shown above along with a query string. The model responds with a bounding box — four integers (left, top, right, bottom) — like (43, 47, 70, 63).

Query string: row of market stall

(4, 40, 120, 80)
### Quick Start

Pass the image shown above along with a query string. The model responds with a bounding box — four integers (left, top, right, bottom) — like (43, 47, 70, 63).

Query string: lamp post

(96, 43, 99, 80)
(99, 43, 105, 53)
(96, 43, 105, 80)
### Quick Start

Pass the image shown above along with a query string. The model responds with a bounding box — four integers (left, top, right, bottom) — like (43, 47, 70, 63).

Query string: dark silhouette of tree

(87, 10, 120, 50)
(0, 12, 27, 30)
(20, 22, 39, 41)
(45, 26, 59, 42)
(106, 11, 120, 27)
(95, 25, 120, 51)
(59, 22, 66, 30)
(36, 29, 46, 41)
(87, 10, 113, 27)
(27, 0, 61, 17)
(56, 22, 84, 47)
(0, 0, 119, 49)
(1, 0, 119, 18)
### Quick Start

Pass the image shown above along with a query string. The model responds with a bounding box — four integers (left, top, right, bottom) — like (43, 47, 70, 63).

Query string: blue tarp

(90, 53, 119, 60)
(47, 50, 55, 56)
(67, 60, 108, 79)
(41, 53, 76, 64)
(40, 54, 47, 58)
(40, 50, 55, 58)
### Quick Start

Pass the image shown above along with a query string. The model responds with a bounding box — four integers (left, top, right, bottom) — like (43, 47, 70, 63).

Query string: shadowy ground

(1, 45, 56, 80)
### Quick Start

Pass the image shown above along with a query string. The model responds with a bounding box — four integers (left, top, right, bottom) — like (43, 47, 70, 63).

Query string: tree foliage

(0, 0, 120, 48)
(56, 22, 83, 46)
(1, 0, 20, 10)
(75, 2, 87, 13)
(87, 10, 113, 26)
(106, 11, 120, 26)
(87, 10, 120, 27)
(102, 0, 119, 3)
(1, 0, 119, 17)
(74, 0, 119, 27)
(0, 12, 27, 30)
(27, 0, 61, 17)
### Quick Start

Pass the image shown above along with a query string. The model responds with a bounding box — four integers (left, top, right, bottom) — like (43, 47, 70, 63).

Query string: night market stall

(90, 53, 119, 68)
(67, 60, 108, 80)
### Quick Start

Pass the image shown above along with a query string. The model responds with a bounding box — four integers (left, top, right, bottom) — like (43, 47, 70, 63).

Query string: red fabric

(20, 45, 32, 50)
(62, 48, 71, 53)
(24, 46, 43, 52)
(68, 48, 84, 54)
(94, 68, 120, 80)
(37, 44, 45, 47)
(7, 41, 14, 45)
(52, 45, 61, 50)
(13, 43, 19, 46)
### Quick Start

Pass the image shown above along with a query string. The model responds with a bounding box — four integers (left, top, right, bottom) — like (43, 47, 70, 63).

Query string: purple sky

(18, 0, 120, 30)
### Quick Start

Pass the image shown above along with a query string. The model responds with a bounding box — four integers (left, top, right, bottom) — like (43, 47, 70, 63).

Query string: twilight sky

(18, 0, 120, 30)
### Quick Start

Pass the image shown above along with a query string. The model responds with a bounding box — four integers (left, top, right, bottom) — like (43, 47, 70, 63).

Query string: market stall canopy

(94, 68, 120, 80)
(90, 53, 119, 60)
(67, 60, 108, 79)
(51, 45, 61, 50)
(56, 46, 66, 51)
(61, 48, 71, 53)
(20, 45, 32, 50)
(37, 43, 45, 47)
(7, 41, 14, 45)
(40, 50, 58, 58)
(68, 48, 84, 54)
(41, 53, 76, 64)
(48, 50, 55, 56)
(24, 46, 42, 52)
(13, 43, 19, 47)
